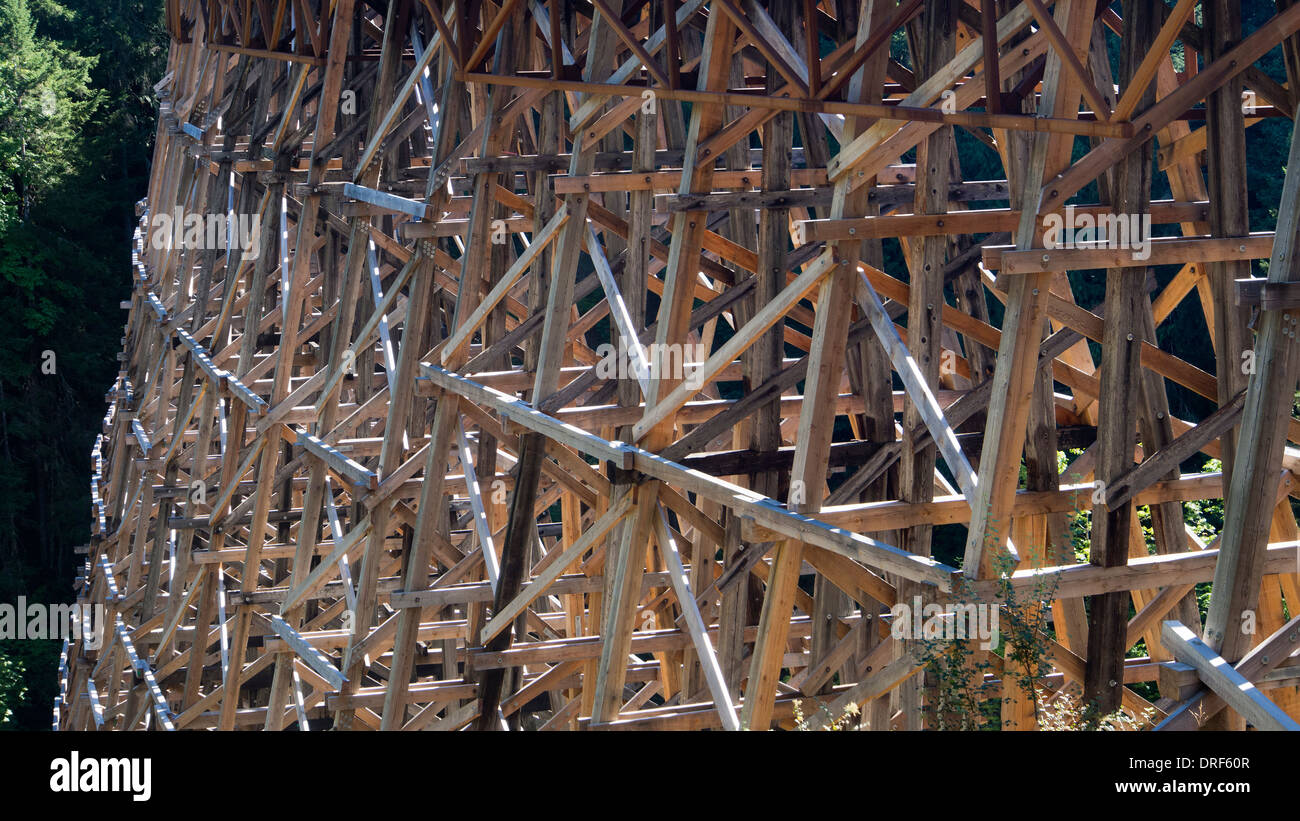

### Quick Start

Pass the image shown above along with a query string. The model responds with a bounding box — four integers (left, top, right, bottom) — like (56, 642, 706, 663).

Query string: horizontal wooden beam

(797, 200, 1209, 243)
(457, 72, 1133, 138)
(984, 234, 1274, 275)
(969, 541, 1300, 600)
(1235, 277, 1300, 310)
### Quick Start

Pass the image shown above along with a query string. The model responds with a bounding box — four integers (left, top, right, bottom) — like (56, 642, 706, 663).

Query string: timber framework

(54, 0, 1300, 731)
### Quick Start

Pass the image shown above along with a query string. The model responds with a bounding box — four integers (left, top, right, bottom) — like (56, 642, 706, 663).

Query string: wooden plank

(1161, 620, 1300, 731)
(268, 614, 348, 690)
(1103, 390, 1246, 508)
(1158, 612, 1300, 730)
(295, 428, 379, 491)
(855, 268, 978, 499)
(439, 204, 568, 364)
(988, 234, 1274, 274)
(479, 493, 633, 643)
(417, 364, 634, 469)
(1204, 103, 1300, 664)
(1235, 277, 1300, 310)
(653, 505, 740, 730)
(967, 540, 1300, 600)
(798, 200, 1208, 242)
(631, 250, 836, 441)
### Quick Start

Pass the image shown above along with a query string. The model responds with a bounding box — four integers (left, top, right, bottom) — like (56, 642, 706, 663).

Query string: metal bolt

(1127, 333, 1134, 341)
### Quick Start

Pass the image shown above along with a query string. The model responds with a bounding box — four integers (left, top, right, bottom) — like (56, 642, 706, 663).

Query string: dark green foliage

(0, 0, 164, 728)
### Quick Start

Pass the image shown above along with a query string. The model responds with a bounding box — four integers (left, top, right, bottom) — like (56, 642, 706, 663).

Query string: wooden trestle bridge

(54, 0, 1300, 730)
